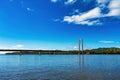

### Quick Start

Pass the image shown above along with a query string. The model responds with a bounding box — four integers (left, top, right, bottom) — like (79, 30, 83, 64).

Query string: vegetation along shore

(5, 47, 120, 55)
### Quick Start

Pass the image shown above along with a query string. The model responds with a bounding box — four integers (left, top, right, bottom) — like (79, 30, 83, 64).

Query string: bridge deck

(0, 49, 65, 52)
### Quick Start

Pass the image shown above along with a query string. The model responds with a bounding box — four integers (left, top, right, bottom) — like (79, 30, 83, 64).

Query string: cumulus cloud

(106, 0, 120, 16)
(64, 0, 77, 5)
(64, 7, 102, 25)
(63, 0, 120, 26)
(99, 40, 115, 43)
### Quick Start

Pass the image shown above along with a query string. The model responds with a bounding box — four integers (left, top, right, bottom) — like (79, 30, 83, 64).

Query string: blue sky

(0, 0, 120, 51)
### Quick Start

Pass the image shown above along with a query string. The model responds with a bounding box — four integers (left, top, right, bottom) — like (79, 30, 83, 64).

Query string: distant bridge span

(0, 49, 63, 52)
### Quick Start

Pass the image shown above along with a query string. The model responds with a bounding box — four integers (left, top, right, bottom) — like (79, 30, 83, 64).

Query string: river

(0, 54, 120, 80)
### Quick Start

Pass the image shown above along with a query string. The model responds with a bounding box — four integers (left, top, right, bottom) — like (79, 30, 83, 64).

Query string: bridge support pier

(19, 51, 23, 55)
(39, 51, 41, 55)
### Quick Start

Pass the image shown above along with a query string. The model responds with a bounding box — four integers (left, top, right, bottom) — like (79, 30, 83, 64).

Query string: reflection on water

(0, 54, 120, 80)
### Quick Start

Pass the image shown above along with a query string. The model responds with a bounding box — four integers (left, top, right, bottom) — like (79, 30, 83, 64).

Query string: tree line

(6, 47, 120, 55)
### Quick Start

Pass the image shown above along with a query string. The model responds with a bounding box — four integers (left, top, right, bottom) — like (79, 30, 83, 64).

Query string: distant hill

(88, 47, 120, 54)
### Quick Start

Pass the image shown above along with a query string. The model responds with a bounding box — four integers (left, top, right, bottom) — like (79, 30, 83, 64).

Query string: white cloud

(27, 8, 31, 11)
(0, 44, 24, 49)
(99, 40, 115, 43)
(0, 51, 13, 54)
(73, 9, 79, 13)
(76, 20, 102, 26)
(51, 0, 76, 5)
(106, 0, 120, 16)
(116, 46, 120, 48)
(70, 9, 79, 15)
(26, 8, 34, 12)
(97, 0, 109, 4)
(64, 0, 76, 5)
(73, 46, 77, 49)
(97, 0, 109, 9)
(98, 0, 120, 17)
(63, 0, 120, 26)
(51, 0, 58, 3)
(64, 7, 102, 25)
(11, 44, 24, 49)
(14, 44, 24, 48)
(0, 44, 24, 54)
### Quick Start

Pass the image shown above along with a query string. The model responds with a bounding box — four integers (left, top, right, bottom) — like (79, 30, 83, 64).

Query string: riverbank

(5, 47, 120, 55)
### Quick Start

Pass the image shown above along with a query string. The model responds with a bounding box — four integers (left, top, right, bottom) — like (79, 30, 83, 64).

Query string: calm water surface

(0, 54, 120, 80)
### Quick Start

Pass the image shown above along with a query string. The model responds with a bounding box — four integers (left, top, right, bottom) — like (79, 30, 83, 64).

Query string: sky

(0, 0, 120, 52)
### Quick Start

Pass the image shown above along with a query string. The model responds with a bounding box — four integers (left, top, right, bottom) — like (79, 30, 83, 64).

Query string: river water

(0, 54, 120, 80)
